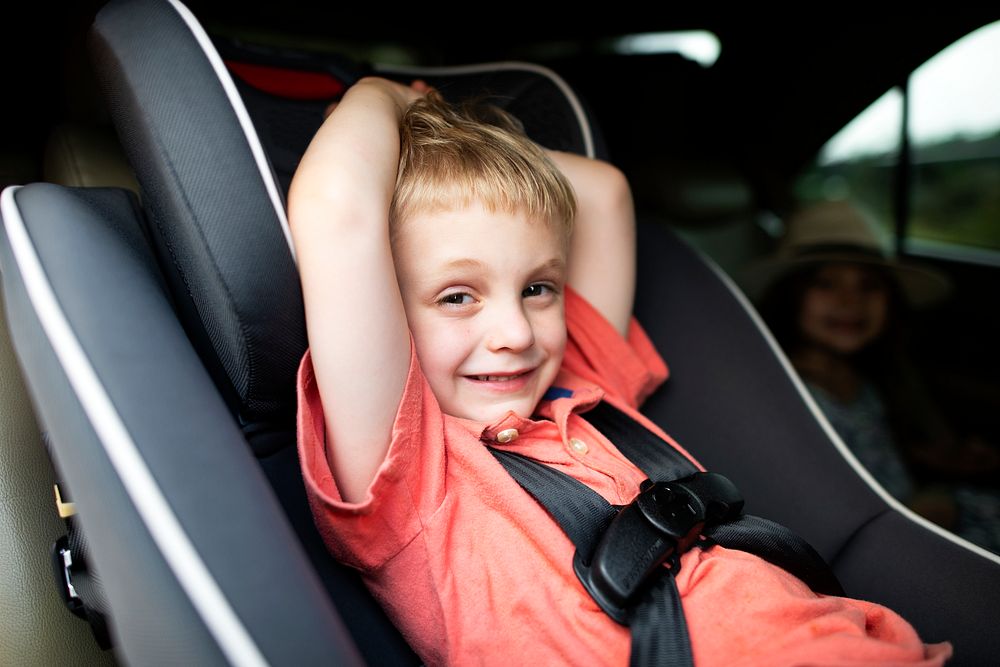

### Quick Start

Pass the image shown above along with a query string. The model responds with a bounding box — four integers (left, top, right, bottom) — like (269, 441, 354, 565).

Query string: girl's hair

(390, 91, 576, 239)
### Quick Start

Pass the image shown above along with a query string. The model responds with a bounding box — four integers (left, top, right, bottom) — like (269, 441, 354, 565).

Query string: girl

(752, 200, 1000, 552)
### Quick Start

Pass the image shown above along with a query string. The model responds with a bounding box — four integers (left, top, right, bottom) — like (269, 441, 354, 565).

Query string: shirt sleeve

(561, 285, 669, 409)
(296, 342, 447, 571)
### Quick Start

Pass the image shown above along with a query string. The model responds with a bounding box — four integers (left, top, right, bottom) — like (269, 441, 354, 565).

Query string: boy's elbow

(595, 158, 626, 181)
(601, 161, 632, 205)
(576, 159, 631, 214)
(593, 162, 635, 230)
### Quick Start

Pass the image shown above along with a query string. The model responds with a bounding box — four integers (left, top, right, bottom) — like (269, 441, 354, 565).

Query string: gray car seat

(0, 294, 118, 665)
(1, 0, 998, 665)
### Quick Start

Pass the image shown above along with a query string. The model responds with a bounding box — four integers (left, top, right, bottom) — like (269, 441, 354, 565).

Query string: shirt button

(496, 428, 519, 444)
(569, 437, 589, 454)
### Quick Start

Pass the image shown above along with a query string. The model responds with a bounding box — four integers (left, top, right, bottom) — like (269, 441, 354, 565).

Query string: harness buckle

(573, 472, 743, 624)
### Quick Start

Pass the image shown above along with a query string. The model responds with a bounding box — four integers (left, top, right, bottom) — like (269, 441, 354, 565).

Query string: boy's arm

(289, 77, 423, 503)
(545, 150, 636, 336)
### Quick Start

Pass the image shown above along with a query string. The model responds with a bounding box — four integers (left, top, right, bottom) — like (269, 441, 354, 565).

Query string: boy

(289, 77, 949, 666)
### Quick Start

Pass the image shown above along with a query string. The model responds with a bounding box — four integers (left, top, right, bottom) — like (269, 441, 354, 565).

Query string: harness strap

(489, 400, 844, 667)
(588, 402, 843, 596)
(629, 575, 691, 667)
(583, 401, 697, 479)
(488, 449, 617, 557)
(491, 447, 695, 667)
(705, 516, 844, 596)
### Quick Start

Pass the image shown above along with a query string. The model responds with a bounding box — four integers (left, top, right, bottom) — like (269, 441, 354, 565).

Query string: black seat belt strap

(629, 575, 691, 667)
(582, 402, 697, 479)
(586, 401, 843, 596)
(490, 400, 844, 667)
(490, 448, 617, 557)
(491, 447, 696, 667)
(705, 515, 844, 596)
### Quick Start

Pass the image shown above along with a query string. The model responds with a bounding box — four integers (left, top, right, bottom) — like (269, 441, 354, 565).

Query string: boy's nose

(485, 301, 535, 353)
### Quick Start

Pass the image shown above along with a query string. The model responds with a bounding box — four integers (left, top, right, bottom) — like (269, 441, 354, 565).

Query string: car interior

(2, 1, 999, 665)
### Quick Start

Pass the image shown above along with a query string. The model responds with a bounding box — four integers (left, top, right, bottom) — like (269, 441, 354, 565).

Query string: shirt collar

(451, 367, 605, 444)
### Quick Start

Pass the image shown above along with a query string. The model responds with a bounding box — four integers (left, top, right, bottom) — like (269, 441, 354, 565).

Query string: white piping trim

(166, 0, 295, 263)
(375, 61, 597, 159)
(0, 186, 271, 667)
(689, 241, 1000, 565)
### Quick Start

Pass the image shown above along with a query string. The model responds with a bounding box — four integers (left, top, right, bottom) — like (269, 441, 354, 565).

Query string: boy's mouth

(463, 369, 536, 390)
(470, 373, 527, 382)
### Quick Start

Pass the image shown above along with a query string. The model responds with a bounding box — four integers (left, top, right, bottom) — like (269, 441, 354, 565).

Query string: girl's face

(798, 263, 890, 356)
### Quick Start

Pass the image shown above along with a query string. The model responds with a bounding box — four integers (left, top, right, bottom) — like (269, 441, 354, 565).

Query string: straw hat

(743, 200, 951, 307)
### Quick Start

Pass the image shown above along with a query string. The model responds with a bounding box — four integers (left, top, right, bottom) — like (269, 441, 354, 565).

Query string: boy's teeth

(476, 374, 517, 381)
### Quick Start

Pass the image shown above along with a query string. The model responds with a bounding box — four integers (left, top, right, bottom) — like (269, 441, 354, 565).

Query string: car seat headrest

(89, 0, 308, 433)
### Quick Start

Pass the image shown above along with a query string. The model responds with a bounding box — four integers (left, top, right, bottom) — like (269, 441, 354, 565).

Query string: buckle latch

(574, 472, 743, 623)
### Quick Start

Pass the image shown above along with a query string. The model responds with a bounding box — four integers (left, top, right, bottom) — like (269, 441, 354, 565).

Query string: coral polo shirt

(298, 287, 949, 666)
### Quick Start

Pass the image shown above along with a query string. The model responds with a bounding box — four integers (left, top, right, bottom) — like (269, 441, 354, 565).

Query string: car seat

(0, 292, 120, 665)
(1, 0, 997, 665)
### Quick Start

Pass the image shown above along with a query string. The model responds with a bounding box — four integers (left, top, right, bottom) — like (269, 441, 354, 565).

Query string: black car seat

(1, 0, 998, 665)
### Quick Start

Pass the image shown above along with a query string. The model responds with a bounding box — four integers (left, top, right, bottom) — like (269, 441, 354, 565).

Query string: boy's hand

(324, 77, 432, 119)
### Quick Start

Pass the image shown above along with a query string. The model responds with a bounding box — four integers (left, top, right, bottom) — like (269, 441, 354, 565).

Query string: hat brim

(741, 252, 952, 308)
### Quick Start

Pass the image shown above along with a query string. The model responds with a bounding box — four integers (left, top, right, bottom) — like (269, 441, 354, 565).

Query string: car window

(796, 19, 1000, 261)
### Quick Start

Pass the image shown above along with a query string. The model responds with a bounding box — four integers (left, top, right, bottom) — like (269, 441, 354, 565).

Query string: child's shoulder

(563, 286, 668, 410)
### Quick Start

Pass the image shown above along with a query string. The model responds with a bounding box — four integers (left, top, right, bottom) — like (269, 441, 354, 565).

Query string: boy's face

(394, 201, 568, 423)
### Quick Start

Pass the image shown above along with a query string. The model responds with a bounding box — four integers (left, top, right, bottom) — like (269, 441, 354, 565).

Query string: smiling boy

(394, 201, 569, 423)
(289, 77, 949, 666)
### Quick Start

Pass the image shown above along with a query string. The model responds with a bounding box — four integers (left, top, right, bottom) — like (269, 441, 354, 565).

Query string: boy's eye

(440, 292, 474, 305)
(522, 284, 551, 298)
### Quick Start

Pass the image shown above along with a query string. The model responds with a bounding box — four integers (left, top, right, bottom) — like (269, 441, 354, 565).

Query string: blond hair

(390, 91, 576, 239)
